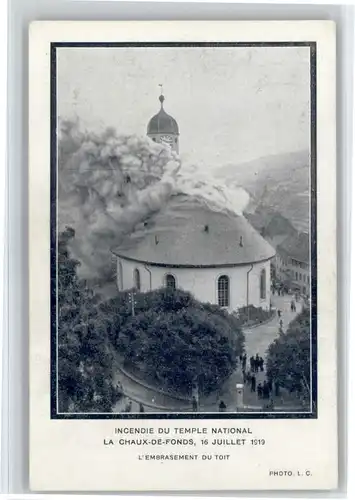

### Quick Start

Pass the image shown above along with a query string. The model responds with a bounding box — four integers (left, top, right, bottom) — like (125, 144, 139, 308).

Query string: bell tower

(147, 89, 179, 153)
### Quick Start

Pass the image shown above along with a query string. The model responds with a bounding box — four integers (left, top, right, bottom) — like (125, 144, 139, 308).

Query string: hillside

(215, 151, 310, 232)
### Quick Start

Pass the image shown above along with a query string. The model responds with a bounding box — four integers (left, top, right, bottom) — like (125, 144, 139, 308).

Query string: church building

(112, 93, 275, 312)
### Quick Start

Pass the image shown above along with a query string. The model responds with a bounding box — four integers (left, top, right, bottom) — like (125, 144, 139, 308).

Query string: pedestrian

(124, 400, 132, 413)
(219, 400, 227, 412)
(277, 309, 281, 318)
(255, 354, 260, 372)
(260, 357, 264, 372)
(267, 378, 273, 393)
(192, 396, 198, 412)
(279, 319, 283, 329)
(251, 375, 256, 392)
(245, 371, 252, 386)
(139, 403, 145, 413)
(242, 353, 247, 372)
(250, 356, 255, 373)
(257, 383, 263, 399)
(262, 381, 270, 400)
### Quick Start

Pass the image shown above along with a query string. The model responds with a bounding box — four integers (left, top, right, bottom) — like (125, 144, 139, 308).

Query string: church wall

(247, 260, 271, 310)
(117, 257, 271, 312)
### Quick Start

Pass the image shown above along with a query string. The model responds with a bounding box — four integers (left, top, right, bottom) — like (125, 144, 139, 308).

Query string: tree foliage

(113, 288, 244, 396)
(266, 308, 311, 396)
(57, 227, 121, 412)
(58, 237, 245, 407)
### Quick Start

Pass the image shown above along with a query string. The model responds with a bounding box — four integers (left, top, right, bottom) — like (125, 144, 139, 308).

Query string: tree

(266, 308, 311, 398)
(57, 227, 121, 412)
(114, 288, 244, 396)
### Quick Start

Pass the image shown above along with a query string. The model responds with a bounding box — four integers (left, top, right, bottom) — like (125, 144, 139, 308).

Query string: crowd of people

(242, 351, 281, 403)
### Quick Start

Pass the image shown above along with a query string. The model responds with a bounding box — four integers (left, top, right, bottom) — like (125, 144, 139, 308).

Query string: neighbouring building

(276, 232, 310, 296)
(245, 209, 298, 282)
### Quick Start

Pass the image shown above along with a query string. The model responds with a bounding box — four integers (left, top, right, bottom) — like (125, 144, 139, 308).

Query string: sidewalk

(243, 293, 301, 359)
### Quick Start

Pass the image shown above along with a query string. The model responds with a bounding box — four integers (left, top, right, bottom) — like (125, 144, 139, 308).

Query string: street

(243, 292, 302, 359)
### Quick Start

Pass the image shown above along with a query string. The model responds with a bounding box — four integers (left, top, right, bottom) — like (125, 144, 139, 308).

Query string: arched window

(134, 268, 141, 291)
(260, 269, 266, 300)
(165, 274, 176, 290)
(218, 275, 230, 307)
(118, 260, 123, 290)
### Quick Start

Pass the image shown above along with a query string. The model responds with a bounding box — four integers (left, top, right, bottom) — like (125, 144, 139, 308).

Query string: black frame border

(50, 42, 317, 420)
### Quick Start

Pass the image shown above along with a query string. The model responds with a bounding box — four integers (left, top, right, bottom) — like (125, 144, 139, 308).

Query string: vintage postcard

(29, 21, 337, 491)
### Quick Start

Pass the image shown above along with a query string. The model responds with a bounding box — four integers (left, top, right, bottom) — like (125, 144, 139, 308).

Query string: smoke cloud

(58, 119, 249, 281)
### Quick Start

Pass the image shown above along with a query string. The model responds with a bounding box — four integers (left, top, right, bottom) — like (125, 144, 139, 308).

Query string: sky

(57, 46, 310, 171)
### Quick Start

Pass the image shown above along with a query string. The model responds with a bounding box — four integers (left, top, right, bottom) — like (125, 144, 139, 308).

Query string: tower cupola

(147, 89, 179, 153)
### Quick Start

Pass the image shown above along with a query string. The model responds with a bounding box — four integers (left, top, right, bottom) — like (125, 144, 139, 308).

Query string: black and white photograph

(53, 43, 316, 418)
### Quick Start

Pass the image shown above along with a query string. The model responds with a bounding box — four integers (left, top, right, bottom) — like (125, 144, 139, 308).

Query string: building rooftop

(112, 195, 276, 268)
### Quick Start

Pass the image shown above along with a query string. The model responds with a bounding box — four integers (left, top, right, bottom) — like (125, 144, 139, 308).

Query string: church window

(217, 275, 230, 307)
(134, 268, 141, 291)
(260, 269, 266, 300)
(165, 274, 176, 290)
(295, 272, 298, 280)
(118, 260, 123, 290)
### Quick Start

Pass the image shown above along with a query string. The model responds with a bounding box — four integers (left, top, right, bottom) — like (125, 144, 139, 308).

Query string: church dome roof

(112, 195, 276, 268)
(147, 94, 179, 135)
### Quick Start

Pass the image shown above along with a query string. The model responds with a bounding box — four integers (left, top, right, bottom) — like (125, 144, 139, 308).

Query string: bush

(114, 288, 244, 396)
(57, 228, 122, 413)
(266, 309, 311, 396)
(237, 305, 272, 326)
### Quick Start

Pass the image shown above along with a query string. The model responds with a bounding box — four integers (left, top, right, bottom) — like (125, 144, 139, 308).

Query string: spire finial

(158, 84, 165, 107)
